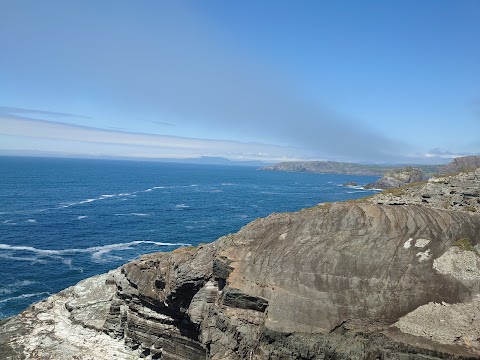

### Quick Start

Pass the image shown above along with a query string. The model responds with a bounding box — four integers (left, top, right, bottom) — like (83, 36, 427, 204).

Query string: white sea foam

(175, 204, 190, 209)
(114, 213, 150, 217)
(26, 219, 37, 223)
(77, 215, 88, 220)
(0, 292, 50, 304)
(59, 185, 171, 209)
(0, 244, 62, 255)
(0, 254, 48, 263)
(80, 198, 96, 204)
(0, 241, 190, 263)
(0, 280, 36, 295)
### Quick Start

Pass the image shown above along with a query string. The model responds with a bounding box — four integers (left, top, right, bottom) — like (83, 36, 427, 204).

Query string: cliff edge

(1, 169, 480, 359)
(365, 166, 424, 189)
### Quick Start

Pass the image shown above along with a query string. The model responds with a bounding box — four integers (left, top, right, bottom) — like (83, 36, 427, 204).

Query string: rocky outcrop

(439, 156, 480, 175)
(366, 167, 480, 213)
(365, 166, 424, 189)
(1, 169, 480, 359)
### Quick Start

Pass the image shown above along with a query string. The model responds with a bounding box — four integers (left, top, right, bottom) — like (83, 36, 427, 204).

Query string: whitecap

(3, 220, 17, 225)
(0, 240, 190, 263)
(114, 213, 150, 217)
(0, 254, 48, 263)
(77, 215, 88, 220)
(0, 280, 36, 295)
(175, 204, 190, 209)
(79, 198, 96, 204)
(100, 194, 115, 198)
(26, 219, 37, 223)
(0, 244, 62, 255)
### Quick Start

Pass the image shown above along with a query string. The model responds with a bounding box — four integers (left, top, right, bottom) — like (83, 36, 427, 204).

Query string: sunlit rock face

(365, 167, 424, 189)
(1, 169, 480, 359)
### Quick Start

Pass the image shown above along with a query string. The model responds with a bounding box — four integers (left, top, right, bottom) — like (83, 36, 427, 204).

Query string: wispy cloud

(423, 148, 473, 159)
(0, 115, 309, 161)
(0, 106, 90, 119)
(147, 120, 175, 127)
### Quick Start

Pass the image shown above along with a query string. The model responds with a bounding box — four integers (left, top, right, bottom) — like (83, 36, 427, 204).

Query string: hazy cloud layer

(0, 2, 412, 163)
(0, 115, 310, 161)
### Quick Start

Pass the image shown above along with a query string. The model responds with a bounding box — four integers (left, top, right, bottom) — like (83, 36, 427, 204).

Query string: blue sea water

(0, 156, 380, 319)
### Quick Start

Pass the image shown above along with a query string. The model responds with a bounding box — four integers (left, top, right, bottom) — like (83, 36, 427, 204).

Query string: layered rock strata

(1, 169, 480, 359)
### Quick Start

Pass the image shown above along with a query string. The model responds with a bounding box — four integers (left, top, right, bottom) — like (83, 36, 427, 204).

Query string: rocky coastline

(260, 160, 440, 178)
(1, 167, 480, 359)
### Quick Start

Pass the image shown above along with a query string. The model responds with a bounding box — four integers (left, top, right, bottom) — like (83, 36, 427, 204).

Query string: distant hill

(260, 161, 439, 177)
(438, 155, 480, 174)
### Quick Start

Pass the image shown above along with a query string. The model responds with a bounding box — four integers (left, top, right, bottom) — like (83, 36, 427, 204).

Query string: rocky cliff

(439, 156, 480, 175)
(365, 167, 424, 189)
(1, 169, 480, 359)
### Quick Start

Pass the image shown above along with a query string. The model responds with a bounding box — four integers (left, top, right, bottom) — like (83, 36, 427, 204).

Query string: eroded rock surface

(367, 167, 480, 213)
(1, 169, 480, 359)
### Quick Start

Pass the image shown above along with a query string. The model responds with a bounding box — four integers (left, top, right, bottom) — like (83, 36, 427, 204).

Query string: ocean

(0, 156, 379, 319)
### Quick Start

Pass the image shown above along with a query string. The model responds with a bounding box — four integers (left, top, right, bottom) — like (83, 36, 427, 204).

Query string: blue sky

(1, 1, 479, 163)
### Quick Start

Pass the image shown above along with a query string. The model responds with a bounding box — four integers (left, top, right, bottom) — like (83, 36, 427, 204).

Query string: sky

(0, 0, 479, 164)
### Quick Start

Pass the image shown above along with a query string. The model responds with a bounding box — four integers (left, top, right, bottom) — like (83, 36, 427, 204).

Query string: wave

(114, 213, 150, 217)
(77, 215, 88, 220)
(0, 254, 49, 263)
(0, 240, 190, 263)
(175, 204, 191, 210)
(55, 184, 175, 210)
(340, 184, 381, 192)
(0, 280, 36, 295)
(26, 219, 37, 223)
(0, 292, 50, 304)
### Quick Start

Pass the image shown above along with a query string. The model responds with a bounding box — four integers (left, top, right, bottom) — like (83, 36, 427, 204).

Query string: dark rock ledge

(1, 169, 480, 359)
